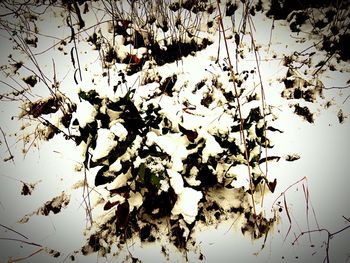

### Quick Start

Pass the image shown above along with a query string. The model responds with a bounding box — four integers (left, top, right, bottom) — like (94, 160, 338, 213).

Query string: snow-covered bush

(70, 67, 280, 256)
(0, 0, 285, 260)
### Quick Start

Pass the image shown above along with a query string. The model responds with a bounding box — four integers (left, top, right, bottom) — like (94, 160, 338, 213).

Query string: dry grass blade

(283, 194, 292, 242)
(302, 183, 312, 243)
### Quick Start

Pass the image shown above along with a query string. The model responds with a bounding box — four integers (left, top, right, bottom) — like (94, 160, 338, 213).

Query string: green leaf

(150, 173, 161, 188)
(137, 163, 146, 184)
(78, 90, 101, 105)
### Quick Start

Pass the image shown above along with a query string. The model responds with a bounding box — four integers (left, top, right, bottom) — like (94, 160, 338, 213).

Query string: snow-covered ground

(0, 1, 349, 262)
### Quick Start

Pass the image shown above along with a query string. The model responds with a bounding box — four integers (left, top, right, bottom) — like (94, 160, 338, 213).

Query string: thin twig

(0, 224, 28, 239)
(324, 84, 350, 90)
(247, 15, 269, 207)
(0, 127, 15, 164)
(216, 0, 257, 218)
(272, 177, 307, 206)
(292, 223, 350, 263)
(267, 18, 274, 52)
(343, 94, 350, 104)
(82, 166, 93, 226)
(8, 248, 44, 263)
(313, 53, 334, 76)
(0, 237, 42, 247)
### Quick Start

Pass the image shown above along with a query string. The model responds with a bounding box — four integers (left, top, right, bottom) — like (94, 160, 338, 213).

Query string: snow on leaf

(109, 159, 122, 172)
(106, 168, 132, 191)
(229, 164, 250, 189)
(128, 191, 143, 211)
(74, 100, 97, 128)
(167, 169, 184, 195)
(171, 187, 202, 224)
(285, 153, 301, 162)
(110, 122, 128, 140)
(200, 131, 224, 163)
(185, 166, 201, 186)
(91, 128, 118, 162)
(108, 194, 125, 204)
(147, 131, 189, 171)
(95, 166, 115, 187)
(167, 168, 202, 223)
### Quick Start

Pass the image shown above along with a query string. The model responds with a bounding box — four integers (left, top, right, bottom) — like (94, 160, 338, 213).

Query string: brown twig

(8, 248, 44, 262)
(312, 53, 335, 76)
(292, 223, 350, 263)
(82, 166, 93, 226)
(272, 177, 307, 241)
(216, 0, 257, 218)
(324, 84, 350, 90)
(247, 14, 269, 207)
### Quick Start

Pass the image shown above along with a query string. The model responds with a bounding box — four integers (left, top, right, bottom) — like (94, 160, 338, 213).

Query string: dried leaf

(285, 154, 300, 162)
(258, 156, 281, 165)
(116, 201, 129, 228)
(268, 178, 277, 193)
(22, 75, 37, 87)
(178, 124, 198, 142)
(21, 182, 35, 196)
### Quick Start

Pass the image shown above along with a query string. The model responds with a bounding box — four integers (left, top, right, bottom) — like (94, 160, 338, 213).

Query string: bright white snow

(168, 169, 203, 224)
(109, 122, 128, 141)
(91, 128, 118, 162)
(74, 100, 97, 128)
